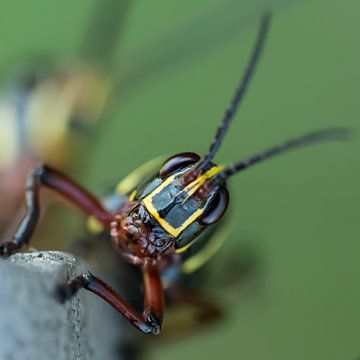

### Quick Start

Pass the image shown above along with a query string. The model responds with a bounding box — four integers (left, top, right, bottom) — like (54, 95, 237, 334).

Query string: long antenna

(211, 128, 352, 184)
(197, 12, 271, 170)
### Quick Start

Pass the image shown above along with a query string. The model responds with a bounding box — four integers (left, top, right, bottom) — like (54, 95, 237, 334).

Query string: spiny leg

(0, 164, 112, 256)
(56, 265, 164, 335)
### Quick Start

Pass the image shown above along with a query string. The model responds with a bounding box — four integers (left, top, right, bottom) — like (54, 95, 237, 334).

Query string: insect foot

(144, 313, 162, 335)
(0, 241, 20, 257)
(54, 273, 91, 303)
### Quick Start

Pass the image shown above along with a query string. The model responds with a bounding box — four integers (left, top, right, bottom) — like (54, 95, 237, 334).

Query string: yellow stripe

(116, 155, 167, 195)
(142, 166, 222, 238)
(128, 190, 137, 201)
(86, 216, 104, 234)
(86, 156, 166, 233)
(144, 195, 203, 238)
(175, 238, 197, 254)
(181, 216, 232, 273)
(181, 165, 223, 201)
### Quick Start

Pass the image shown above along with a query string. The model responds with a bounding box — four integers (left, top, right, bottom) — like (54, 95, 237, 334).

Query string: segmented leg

(0, 164, 112, 256)
(56, 264, 164, 335)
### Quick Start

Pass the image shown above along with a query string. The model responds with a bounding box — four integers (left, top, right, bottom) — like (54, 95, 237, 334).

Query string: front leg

(0, 164, 112, 256)
(56, 264, 164, 335)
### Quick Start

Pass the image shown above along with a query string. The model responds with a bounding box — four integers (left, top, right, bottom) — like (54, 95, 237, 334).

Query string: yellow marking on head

(115, 155, 167, 195)
(181, 165, 223, 202)
(181, 217, 232, 274)
(87, 156, 168, 235)
(142, 166, 222, 238)
(144, 196, 203, 238)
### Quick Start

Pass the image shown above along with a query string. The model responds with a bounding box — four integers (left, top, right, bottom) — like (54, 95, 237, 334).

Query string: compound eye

(199, 187, 229, 225)
(159, 152, 200, 179)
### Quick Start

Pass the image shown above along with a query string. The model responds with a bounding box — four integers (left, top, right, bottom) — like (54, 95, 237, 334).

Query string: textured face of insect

(111, 13, 349, 260)
(112, 152, 229, 257)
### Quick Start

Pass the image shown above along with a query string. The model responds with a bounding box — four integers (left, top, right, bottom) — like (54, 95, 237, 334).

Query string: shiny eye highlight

(199, 187, 229, 225)
(159, 152, 200, 179)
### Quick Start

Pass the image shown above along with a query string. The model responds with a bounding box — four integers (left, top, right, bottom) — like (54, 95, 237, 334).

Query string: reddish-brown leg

(0, 164, 113, 256)
(56, 264, 164, 335)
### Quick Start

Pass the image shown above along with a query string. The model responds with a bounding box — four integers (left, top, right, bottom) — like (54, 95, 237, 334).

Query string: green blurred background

(0, 0, 359, 359)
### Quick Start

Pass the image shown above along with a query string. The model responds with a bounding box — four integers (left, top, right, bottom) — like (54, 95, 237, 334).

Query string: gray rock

(0, 251, 130, 360)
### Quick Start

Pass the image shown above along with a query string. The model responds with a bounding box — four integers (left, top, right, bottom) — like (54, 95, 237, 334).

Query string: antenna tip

(319, 127, 354, 141)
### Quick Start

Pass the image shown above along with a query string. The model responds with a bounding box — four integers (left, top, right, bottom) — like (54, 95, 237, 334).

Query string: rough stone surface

(0, 251, 129, 360)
